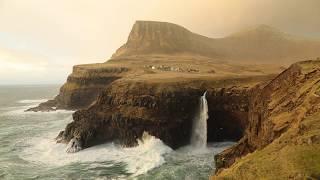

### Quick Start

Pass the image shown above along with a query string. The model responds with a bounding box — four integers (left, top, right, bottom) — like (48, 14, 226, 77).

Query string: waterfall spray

(190, 91, 208, 149)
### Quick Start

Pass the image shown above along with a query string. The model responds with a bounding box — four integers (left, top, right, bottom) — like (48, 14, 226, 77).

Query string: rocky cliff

(50, 50, 280, 151)
(56, 76, 267, 152)
(27, 63, 129, 111)
(212, 60, 320, 179)
(29, 56, 279, 112)
(27, 21, 320, 178)
(29, 21, 320, 112)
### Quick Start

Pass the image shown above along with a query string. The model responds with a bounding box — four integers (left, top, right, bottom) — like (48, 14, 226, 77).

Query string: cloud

(0, 0, 319, 84)
(0, 47, 47, 71)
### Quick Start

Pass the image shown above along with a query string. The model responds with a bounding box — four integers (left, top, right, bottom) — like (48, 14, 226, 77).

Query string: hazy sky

(1, 0, 320, 84)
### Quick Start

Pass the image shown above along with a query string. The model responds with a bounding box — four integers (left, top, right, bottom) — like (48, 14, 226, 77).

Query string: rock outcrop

(213, 60, 320, 179)
(27, 63, 128, 111)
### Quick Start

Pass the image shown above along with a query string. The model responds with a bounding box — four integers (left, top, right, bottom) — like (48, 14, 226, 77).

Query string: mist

(0, 0, 319, 84)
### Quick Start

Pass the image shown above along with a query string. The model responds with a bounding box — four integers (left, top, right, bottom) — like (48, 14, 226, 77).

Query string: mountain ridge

(112, 21, 320, 64)
(112, 21, 218, 59)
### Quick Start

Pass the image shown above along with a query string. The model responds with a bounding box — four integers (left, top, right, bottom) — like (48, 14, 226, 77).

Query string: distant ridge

(112, 21, 320, 64)
(229, 24, 288, 39)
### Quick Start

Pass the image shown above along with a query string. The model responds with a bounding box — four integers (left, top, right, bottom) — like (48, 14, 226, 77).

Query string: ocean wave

(1, 105, 74, 116)
(21, 132, 172, 178)
(17, 99, 48, 104)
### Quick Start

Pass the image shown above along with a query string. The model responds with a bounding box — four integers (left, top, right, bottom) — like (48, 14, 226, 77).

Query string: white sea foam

(2, 105, 73, 116)
(17, 99, 48, 104)
(6, 102, 172, 177)
(0, 99, 71, 116)
(21, 131, 172, 177)
(176, 141, 235, 156)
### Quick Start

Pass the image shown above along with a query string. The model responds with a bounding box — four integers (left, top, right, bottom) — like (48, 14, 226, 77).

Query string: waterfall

(190, 91, 208, 149)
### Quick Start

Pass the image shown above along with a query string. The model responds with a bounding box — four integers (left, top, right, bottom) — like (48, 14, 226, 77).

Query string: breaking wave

(17, 99, 48, 104)
(21, 129, 172, 177)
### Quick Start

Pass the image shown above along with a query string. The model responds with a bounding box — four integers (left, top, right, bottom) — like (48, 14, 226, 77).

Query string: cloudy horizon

(1, 0, 320, 84)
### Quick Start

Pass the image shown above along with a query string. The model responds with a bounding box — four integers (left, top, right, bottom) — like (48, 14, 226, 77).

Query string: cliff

(212, 60, 320, 179)
(29, 21, 320, 112)
(56, 75, 270, 152)
(27, 21, 320, 178)
(52, 51, 279, 150)
(27, 63, 129, 111)
(28, 57, 282, 112)
(30, 48, 281, 151)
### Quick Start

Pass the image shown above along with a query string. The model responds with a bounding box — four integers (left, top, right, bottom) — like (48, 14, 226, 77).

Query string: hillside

(212, 60, 320, 179)
(28, 53, 282, 112)
(112, 21, 320, 64)
(29, 21, 320, 112)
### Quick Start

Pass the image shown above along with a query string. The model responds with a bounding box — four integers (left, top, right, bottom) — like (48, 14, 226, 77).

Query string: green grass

(212, 112, 320, 180)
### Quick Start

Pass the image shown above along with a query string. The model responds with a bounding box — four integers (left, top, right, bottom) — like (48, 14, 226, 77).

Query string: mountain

(112, 21, 219, 58)
(29, 21, 290, 112)
(113, 21, 320, 64)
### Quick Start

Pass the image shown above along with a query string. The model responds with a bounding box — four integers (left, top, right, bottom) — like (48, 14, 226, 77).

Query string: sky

(0, 0, 320, 84)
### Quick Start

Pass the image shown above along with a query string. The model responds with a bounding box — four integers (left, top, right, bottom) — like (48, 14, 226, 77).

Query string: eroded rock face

(27, 64, 128, 111)
(206, 88, 249, 142)
(214, 60, 320, 177)
(113, 21, 190, 56)
(56, 79, 252, 150)
(66, 138, 83, 153)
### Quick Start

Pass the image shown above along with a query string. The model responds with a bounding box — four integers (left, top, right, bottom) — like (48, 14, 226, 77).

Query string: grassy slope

(212, 112, 320, 180)
(63, 54, 283, 91)
(212, 61, 320, 180)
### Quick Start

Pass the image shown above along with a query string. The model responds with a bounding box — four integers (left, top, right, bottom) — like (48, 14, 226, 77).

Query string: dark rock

(56, 79, 253, 151)
(66, 138, 82, 153)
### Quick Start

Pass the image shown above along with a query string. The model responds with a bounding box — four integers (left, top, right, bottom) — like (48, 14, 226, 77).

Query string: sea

(0, 85, 233, 180)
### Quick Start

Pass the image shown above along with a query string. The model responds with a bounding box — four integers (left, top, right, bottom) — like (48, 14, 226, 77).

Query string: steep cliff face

(28, 60, 282, 113)
(27, 63, 128, 111)
(207, 87, 249, 142)
(56, 76, 264, 151)
(54, 65, 129, 109)
(213, 60, 320, 179)
(29, 21, 320, 111)
(26, 21, 320, 178)
(112, 21, 218, 58)
(51, 49, 280, 152)
(30, 21, 287, 152)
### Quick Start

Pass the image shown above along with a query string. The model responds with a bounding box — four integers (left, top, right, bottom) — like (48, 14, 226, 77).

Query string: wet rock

(66, 138, 82, 153)
(26, 100, 57, 112)
(55, 131, 64, 143)
(56, 78, 255, 152)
